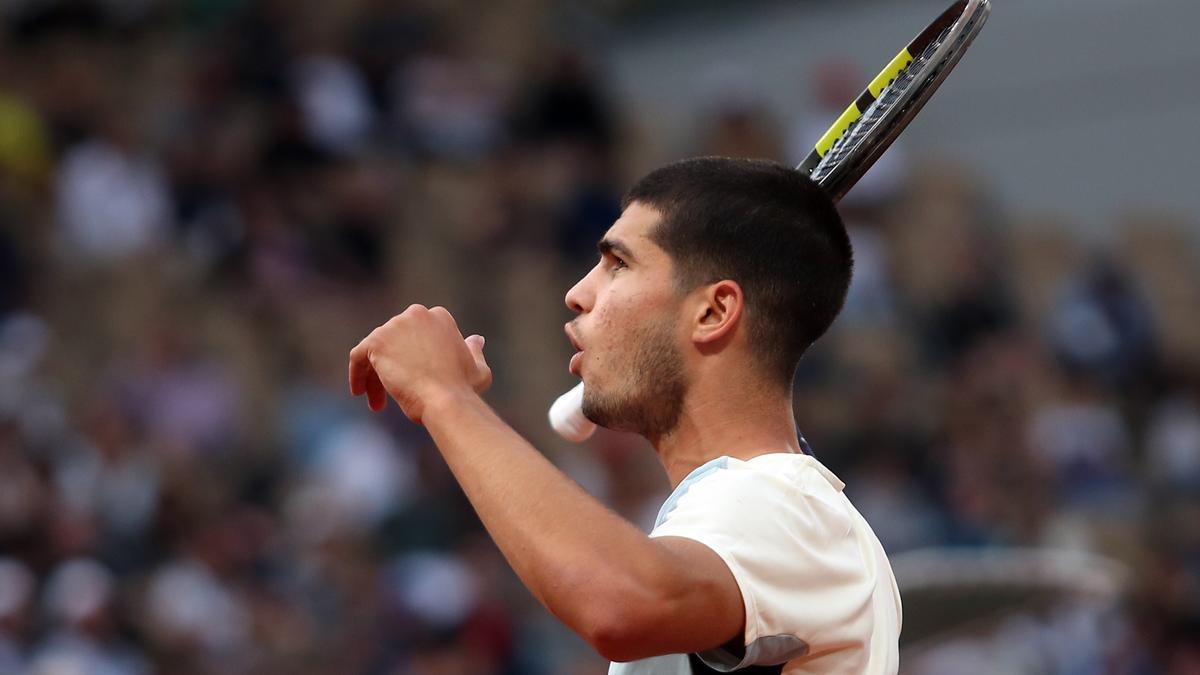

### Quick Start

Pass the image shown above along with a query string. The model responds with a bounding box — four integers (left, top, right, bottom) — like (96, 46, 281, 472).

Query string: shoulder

(649, 454, 900, 669)
(654, 453, 850, 530)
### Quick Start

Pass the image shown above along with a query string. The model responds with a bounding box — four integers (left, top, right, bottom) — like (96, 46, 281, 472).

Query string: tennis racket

(550, 0, 991, 442)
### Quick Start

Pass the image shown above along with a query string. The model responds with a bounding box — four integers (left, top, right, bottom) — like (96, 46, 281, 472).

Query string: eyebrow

(597, 237, 638, 264)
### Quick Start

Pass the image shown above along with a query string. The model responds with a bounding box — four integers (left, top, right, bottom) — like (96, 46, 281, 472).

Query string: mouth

(564, 323, 584, 376)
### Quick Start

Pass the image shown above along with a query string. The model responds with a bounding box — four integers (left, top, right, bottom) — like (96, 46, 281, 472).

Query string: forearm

(421, 389, 665, 635)
(348, 304, 743, 659)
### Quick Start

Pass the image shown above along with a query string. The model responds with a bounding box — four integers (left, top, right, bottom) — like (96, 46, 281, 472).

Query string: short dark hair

(624, 157, 853, 388)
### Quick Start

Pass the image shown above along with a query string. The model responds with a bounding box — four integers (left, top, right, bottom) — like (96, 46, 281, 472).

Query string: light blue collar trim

(654, 456, 730, 528)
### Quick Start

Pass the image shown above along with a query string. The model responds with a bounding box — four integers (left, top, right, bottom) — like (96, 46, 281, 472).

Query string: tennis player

(349, 157, 901, 673)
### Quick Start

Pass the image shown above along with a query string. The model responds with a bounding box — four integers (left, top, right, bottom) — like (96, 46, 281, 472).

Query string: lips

(565, 324, 584, 376)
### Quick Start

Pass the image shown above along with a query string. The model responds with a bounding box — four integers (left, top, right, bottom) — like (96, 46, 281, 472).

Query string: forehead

(604, 201, 664, 252)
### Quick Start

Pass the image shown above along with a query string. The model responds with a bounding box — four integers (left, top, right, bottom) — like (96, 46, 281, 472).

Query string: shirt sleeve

(649, 461, 880, 670)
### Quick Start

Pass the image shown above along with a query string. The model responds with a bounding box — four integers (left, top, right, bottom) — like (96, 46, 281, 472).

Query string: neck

(649, 378, 800, 487)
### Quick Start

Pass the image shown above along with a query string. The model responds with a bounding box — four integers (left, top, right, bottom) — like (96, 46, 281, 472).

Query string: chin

(579, 385, 606, 424)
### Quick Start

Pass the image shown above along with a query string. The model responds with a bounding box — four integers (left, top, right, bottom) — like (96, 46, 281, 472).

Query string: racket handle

(548, 382, 596, 442)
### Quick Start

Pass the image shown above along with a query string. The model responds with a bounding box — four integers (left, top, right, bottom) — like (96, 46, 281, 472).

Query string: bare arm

(349, 305, 743, 661)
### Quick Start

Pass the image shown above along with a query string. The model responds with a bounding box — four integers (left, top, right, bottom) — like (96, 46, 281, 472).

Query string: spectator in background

(55, 103, 173, 263)
(1048, 258, 1159, 390)
(1144, 375, 1200, 490)
(115, 326, 241, 458)
(0, 50, 53, 197)
(694, 64, 783, 162)
(0, 225, 29, 318)
(393, 30, 507, 161)
(30, 558, 149, 675)
(0, 557, 35, 673)
(510, 48, 622, 264)
(292, 53, 376, 157)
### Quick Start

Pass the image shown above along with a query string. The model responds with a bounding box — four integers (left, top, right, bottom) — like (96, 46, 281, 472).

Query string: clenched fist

(348, 305, 492, 423)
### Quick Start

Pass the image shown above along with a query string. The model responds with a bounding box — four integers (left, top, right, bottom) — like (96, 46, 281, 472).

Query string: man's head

(564, 157, 852, 439)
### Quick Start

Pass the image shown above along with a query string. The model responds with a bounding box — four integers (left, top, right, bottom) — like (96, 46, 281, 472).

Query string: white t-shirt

(609, 453, 902, 674)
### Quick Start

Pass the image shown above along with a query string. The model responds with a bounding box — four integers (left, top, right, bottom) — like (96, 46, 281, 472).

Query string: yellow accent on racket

(868, 49, 915, 98)
(815, 103, 864, 157)
(814, 47, 916, 158)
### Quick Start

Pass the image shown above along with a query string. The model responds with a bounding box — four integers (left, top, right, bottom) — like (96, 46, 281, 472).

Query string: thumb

(465, 335, 492, 392)
(465, 334, 485, 355)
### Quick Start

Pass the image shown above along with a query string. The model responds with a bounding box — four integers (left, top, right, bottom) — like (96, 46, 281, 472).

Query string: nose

(564, 269, 595, 315)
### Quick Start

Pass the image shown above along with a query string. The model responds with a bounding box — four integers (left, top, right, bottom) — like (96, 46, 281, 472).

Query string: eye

(599, 251, 627, 272)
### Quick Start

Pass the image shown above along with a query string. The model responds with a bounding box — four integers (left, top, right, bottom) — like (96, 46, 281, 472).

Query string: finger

(465, 334, 492, 392)
(430, 306, 463, 335)
(465, 334, 486, 363)
(349, 341, 372, 395)
(366, 367, 387, 411)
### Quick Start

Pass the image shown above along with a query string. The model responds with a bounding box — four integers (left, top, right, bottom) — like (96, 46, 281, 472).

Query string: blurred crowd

(0, 1, 1197, 674)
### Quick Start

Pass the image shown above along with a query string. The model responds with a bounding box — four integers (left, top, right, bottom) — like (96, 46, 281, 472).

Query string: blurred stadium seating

(0, 1, 1197, 674)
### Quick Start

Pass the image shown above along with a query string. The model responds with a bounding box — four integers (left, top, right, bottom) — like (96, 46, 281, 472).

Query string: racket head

(799, 0, 991, 201)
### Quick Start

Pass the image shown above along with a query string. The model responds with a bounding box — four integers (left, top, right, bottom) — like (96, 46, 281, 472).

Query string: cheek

(592, 290, 666, 355)
(589, 304, 626, 359)
(593, 289, 641, 339)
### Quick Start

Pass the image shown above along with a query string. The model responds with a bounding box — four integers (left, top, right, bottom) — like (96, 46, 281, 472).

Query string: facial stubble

(580, 320, 687, 440)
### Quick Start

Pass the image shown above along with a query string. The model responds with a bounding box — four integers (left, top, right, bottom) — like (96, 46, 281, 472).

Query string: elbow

(587, 617, 644, 662)
(581, 602, 657, 663)
(557, 552, 690, 661)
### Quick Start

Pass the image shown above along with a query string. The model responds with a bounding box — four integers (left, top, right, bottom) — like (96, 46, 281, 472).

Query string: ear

(690, 280, 744, 346)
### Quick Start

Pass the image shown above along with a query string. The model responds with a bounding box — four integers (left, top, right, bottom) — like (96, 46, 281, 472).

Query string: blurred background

(0, 0, 1197, 673)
